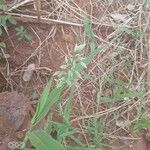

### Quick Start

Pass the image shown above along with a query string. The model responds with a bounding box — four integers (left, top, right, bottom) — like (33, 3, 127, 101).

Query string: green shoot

(16, 26, 32, 41)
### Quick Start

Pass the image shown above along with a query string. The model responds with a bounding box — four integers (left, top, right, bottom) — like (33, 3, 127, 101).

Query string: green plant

(16, 26, 32, 41)
(83, 118, 104, 149)
(23, 16, 103, 150)
(99, 80, 144, 104)
(0, 1, 32, 49)
(0, 1, 17, 35)
(114, 25, 145, 39)
(0, 0, 17, 56)
(54, 43, 86, 87)
(134, 113, 150, 131)
(0, 41, 10, 60)
(0, 0, 7, 11)
(143, 0, 150, 10)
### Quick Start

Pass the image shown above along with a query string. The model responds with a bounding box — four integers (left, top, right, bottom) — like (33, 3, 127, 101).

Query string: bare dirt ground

(0, 0, 150, 150)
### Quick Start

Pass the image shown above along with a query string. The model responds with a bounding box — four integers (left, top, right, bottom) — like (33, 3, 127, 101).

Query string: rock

(0, 91, 29, 149)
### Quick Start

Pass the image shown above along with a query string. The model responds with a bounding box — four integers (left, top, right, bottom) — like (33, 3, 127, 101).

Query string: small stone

(0, 91, 29, 132)
(23, 64, 36, 82)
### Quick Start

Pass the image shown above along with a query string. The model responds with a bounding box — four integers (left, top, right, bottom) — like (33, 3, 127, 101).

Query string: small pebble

(23, 64, 36, 82)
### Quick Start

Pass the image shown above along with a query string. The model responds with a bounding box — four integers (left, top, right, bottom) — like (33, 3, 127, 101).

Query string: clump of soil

(0, 91, 30, 149)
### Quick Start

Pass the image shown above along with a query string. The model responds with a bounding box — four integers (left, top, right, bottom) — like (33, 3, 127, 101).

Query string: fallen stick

(8, 0, 33, 12)
(5, 12, 83, 27)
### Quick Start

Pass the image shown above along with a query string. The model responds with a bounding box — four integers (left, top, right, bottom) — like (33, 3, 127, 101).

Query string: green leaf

(44, 119, 53, 134)
(31, 80, 52, 125)
(64, 48, 102, 86)
(24, 34, 32, 41)
(66, 147, 99, 150)
(100, 92, 144, 103)
(16, 26, 24, 32)
(28, 130, 66, 150)
(74, 44, 86, 52)
(77, 48, 102, 72)
(80, 62, 87, 68)
(134, 118, 150, 130)
(15, 26, 21, 32)
(15, 26, 32, 41)
(1, 16, 6, 27)
(143, 0, 150, 10)
(83, 16, 96, 51)
(32, 16, 102, 126)
(0, 0, 7, 11)
(31, 80, 64, 126)
(0, 42, 6, 48)
(55, 122, 78, 142)
(8, 16, 17, 25)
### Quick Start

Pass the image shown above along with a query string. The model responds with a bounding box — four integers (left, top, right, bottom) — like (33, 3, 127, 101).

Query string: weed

(54, 43, 86, 87)
(23, 16, 104, 150)
(143, 0, 150, 10)
(134, 113, 150, 131)
(0, 42, 10, 59)
(0, 0, 32, 57)
(114, 25, 145, 39)
(100, 80, 144, 104)
(0, 0, 149, 149)
(0, 0, 7, 11)
(16, 26, 32, 41)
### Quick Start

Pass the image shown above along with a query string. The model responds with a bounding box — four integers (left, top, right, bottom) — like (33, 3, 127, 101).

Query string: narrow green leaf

(60, 129, 77, 140)
(32, 85, 63, 126)
(28, 130, 66, 150)
(83, 16, 96, 51)
(63, 85, 76, 122)
(44, 119, 53, 134)
(80, 62, 87, 68)
(1, 16, 6, 26)
(31, 80, 52, 125)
